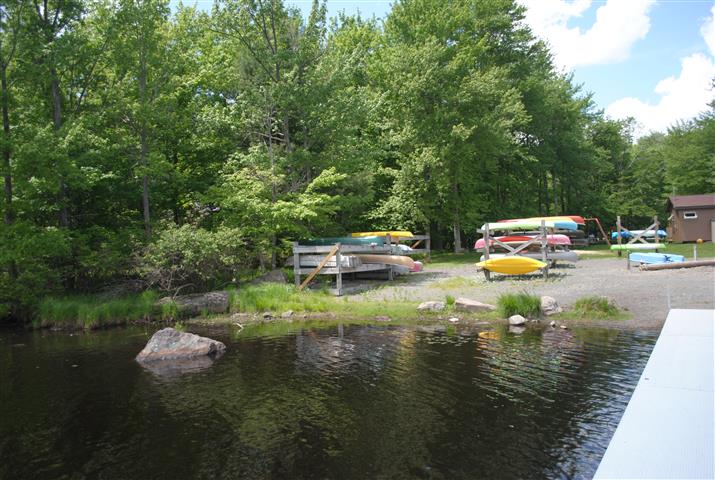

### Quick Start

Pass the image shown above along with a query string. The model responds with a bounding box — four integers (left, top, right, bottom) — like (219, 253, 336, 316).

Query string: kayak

(476, 257, 547, 275)
(629, 252, 685, 264)
(611, 229, 667, 240)
(479, 251, 579, 263)
(301, 236, 385, 246)
(610, 243, 666, 251)
(352, 231, 413, 239)
(498, 215, 585, 225)
(355, 254, 416, 269)
(480, 220, 578, 232)
(474, 234, 571, 250)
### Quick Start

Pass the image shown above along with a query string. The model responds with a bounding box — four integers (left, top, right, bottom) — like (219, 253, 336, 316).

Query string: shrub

(140, 223, 247, 292)
(497, 292, 541, 318)
(572, 296, 620, 318)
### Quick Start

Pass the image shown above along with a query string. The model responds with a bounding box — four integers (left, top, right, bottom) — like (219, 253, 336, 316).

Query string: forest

(1, 0, 713, 320)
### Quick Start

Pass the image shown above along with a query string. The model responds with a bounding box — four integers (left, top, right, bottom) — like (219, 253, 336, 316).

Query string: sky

(175, 0, 715, 138)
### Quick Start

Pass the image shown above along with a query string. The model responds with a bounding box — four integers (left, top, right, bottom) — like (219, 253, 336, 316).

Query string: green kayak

(610, 243, 666, 251)
(300, 236, 385, 246)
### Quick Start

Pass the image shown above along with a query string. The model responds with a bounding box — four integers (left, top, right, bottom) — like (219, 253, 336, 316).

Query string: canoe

(352, 231, 413, 239)
(301, 236, 385, 246)
(479, 251, 579, 263)
(610, 243, 666, 251)
(498, 215, 585, 225)
(611, 229, 667, 240)
(476, 257, 547, 275)
(480, 220, 578, 232)
(355, 254, 416, 269)
(474, 234, 571, 250)
(286, 255, 362, 268)
(629, 253, 685, 264)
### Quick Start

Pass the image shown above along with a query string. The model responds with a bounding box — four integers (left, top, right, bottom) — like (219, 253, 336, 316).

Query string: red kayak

(474, 234, 571, 249)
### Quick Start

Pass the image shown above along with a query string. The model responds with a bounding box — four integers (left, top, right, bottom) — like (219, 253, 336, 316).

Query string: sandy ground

(345, 258, 715, 330)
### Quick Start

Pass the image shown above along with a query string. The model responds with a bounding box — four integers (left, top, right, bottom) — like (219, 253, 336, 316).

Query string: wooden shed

(666, 194, 715, 242)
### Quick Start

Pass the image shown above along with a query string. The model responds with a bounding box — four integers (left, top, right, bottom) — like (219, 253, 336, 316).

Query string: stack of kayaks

(475, 216, 583, 273)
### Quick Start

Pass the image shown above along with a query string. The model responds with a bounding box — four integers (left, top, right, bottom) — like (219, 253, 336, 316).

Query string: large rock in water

(455, 298, 496, 312)
(157, 291, 229, 317)
(540, 296, 563, 316)
(136, 328, 226, 363)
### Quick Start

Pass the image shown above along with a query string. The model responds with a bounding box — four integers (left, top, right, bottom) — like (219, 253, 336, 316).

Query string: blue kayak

(611, 229, 667, 240)
(629, 252, 685, 264)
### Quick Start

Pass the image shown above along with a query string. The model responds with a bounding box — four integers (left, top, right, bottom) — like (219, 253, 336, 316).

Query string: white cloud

(521, 0, 655, 68)
(702, 4, 715, 57)
(606, 7, 715, 137)
(606, 54, 715, 136)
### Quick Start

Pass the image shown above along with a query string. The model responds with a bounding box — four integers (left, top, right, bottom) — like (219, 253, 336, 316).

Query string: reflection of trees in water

(0, 325, 656, 479)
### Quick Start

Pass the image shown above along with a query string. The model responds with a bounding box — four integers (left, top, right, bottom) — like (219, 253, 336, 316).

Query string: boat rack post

(616, 216, 623, 257)
(336, 244, 343, 296)
(293, 241, 301, 288)
(483, 223, 491, 281)
(540, 220, 548, 280)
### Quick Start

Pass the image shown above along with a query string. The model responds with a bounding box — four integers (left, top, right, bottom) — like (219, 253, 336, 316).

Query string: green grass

(36, 291, 159, 330)
(496, 292, 541, 318)
(233, 283, 333, 313)
(570, 296, 622, 319)
(428, 251, 482, 266)
(232, 283, 424, 320)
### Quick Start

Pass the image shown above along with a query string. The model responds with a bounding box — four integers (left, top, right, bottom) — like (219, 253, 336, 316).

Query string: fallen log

(639, 259, 715, 271)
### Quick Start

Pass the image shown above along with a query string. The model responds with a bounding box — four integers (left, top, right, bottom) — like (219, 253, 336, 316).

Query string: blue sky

(174, 0, 715, 136)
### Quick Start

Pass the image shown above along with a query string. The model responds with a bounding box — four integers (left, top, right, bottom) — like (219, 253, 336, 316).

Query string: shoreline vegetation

(30, 280, 631, 332)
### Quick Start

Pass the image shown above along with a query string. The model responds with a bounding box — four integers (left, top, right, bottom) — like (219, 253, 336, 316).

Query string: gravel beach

(347, 257, 715, 330)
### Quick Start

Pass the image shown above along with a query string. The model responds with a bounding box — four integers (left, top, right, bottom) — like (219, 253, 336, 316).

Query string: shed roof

(667, 194, 715, 209)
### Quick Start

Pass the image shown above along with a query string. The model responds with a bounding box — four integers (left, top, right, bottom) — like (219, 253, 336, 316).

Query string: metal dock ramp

(594, 309, 714, 479)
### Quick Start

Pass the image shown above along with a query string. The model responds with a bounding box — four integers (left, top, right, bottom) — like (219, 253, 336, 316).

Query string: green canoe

(610, 243, 666, 251)
(300, 236, 385, 246)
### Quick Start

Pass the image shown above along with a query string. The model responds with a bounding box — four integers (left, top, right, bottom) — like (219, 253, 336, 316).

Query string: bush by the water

(36, 292, 159, 330)
(572, 296, 620, 318)
(497, 292, 541, 318)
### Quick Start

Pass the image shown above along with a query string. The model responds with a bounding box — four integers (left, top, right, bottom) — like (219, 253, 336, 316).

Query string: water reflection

(0, 323, 655, 479)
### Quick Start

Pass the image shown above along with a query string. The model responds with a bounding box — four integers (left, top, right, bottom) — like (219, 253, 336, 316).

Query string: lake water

(0, 323, 656, 479)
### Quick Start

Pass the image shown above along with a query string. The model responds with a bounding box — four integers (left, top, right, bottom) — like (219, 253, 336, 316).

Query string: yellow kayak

(476, 257, 547, 275)
(351, 231, 413, 238)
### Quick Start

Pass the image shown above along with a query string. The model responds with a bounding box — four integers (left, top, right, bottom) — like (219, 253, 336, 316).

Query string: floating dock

(594, 309, 714, 479)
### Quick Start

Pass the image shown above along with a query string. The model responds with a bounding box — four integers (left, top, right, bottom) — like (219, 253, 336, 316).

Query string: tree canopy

(1, 0, 712, 319)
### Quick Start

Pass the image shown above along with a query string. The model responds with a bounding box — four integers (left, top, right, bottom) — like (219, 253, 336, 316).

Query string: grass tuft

(233, 283, 332, 313)
(571, 296, 620, 318)
(36, 291, 158, 330)
(497, 292, 541, 318)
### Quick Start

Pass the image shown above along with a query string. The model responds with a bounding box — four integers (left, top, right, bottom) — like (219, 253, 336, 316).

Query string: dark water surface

(0, 323, 656, 479)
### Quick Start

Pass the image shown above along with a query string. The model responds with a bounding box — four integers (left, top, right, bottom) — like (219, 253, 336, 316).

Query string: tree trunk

(1, 62, 17, 283)
(452, 177, 462, 253)
(1, 64, 12, 226)
(51, 68, 69, 228)
(268, 108, 277, 269)
(139, 53, 151, 240)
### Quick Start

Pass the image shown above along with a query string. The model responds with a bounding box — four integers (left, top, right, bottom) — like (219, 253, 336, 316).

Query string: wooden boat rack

(292, 234, 430, 296)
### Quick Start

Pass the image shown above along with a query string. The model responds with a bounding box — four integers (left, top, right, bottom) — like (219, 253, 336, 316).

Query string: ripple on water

(0, 324, 656, 480)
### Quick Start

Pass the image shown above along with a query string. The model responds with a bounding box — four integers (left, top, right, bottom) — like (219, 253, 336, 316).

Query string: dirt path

(346, 258, 714, 330)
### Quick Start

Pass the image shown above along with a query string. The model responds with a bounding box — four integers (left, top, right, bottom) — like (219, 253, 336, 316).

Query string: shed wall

(668, 206, 715, 242)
